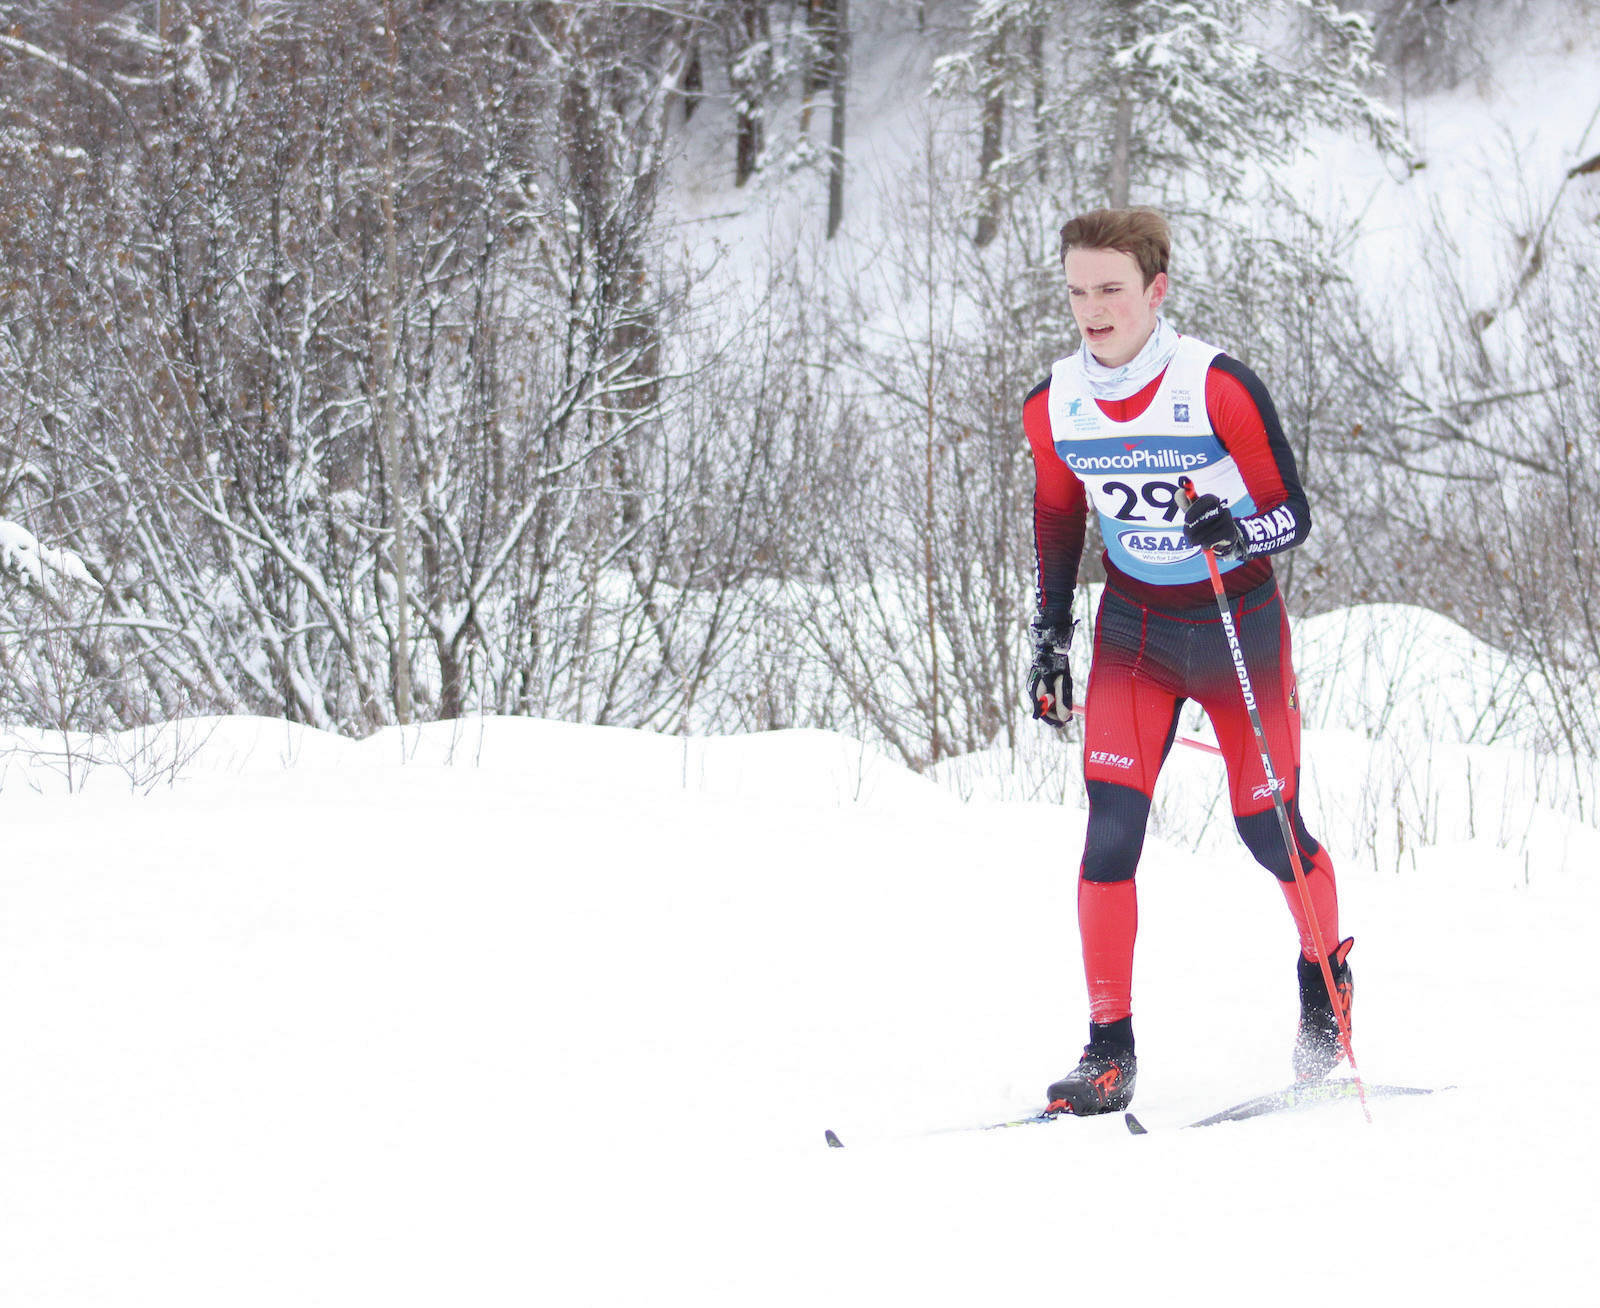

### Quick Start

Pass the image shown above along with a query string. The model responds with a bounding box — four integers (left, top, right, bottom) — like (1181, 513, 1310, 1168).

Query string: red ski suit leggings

(1077, 579, 1338, 1023)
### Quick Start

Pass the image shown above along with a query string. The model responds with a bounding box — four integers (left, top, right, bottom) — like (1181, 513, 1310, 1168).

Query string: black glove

(1183, 492, 1249, 560)
(1028, 619, 1075, 728)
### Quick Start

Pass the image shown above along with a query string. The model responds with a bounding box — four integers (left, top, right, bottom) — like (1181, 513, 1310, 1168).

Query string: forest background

(1, 0, 1597, 784)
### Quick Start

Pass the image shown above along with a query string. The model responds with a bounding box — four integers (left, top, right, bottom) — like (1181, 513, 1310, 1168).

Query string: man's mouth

(1086, 324, 1113, 340)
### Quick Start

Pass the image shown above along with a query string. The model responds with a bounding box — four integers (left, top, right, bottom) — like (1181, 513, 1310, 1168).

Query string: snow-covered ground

(2, 608, 1595, 1305)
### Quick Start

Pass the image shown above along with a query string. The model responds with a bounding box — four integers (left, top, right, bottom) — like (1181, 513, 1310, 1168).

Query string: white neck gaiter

(1079, 317, 1180, 402)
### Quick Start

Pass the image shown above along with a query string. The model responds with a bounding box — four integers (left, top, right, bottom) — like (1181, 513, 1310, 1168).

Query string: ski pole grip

(1177, 476, 1197, 510)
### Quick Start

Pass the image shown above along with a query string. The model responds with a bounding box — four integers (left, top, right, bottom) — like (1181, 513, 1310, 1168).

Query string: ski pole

(1177, 478, 1371, 1123)
(1068, 703, 1223, 757)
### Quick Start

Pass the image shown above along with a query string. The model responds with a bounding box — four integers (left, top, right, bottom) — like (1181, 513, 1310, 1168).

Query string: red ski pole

(1178, 479, 1371, 1122)
(1068, 703, 1223, 757)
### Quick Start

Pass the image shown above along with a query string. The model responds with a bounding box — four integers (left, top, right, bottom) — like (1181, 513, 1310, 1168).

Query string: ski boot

(1047, 1018, 1137, 1115)
(1293, 937, 1355, 1082)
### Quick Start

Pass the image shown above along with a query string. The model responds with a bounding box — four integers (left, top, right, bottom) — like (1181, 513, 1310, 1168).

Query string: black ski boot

(1293, 937, 1355, 1082)
(1047, 1017, 1137, 1115)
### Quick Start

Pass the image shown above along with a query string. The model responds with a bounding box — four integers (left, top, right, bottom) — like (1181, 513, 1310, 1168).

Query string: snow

(1, 664, 1596, 1305)
(3, 7, 1597, 1305)
(1286, 9, 1600, 310)
(0, 520, 100, 592)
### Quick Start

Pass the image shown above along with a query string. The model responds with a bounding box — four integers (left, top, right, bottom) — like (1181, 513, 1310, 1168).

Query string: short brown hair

(1059, 208, 1171, 286)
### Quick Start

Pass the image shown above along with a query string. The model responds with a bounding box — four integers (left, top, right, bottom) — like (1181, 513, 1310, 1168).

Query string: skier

(1022, 207, 1352, 1115)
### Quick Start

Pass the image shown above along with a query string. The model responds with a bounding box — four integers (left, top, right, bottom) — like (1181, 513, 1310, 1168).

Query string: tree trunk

(1108, 89, 1132, 207)
(974, 27, 1005, 247)
(731, 0, 769, 187)
(826, 0, 849, 239)
(923, 113, 941, 762)
(379, 0, 412, 724)
(1028, 20, 1047, 182)
(680, 41, 702, 121)
(1107, 4, 1135, 207)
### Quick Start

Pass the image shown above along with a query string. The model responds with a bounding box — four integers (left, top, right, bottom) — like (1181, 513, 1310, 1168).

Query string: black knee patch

(1082, 780, 1153, 884)
(1235, 799, 1321, 883)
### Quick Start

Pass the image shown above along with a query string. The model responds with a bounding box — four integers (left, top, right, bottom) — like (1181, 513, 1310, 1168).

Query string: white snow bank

(0, 690, 1594, 1307)
(0, 713, 952, 814)
(1294, 602, 1546, 747)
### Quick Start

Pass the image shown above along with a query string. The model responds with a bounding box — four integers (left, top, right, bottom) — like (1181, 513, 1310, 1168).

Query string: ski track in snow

(0, 702, 1594, 1306)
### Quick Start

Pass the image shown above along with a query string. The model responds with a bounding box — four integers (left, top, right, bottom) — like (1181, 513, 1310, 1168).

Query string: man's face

(1063, 246, 1168, 369)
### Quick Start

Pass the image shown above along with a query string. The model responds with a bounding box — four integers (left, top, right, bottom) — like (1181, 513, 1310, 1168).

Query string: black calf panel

(1234, 789, 1321, 883)
(1081, 779, 1154, 884)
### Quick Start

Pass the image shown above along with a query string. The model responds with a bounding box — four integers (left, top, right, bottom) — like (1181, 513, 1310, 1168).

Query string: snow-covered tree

(937, 0, 1407, 219)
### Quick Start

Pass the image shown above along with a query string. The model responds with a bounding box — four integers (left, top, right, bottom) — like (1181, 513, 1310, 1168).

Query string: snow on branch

(0, 521, 101, 593)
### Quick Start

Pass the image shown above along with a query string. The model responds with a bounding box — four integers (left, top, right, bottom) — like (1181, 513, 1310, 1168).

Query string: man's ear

(1147, 271, 1169, 310)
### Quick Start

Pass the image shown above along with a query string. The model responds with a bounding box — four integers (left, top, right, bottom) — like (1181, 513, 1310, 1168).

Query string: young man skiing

(1022, 207, 1352, 1115)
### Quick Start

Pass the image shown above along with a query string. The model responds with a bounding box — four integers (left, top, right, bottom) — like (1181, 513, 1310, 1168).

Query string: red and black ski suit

(1023, 336, 1339, 1025)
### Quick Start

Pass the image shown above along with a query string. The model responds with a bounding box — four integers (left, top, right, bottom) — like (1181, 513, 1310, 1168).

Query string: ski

(981, 1106, 1068, 1131)
(823, 1103, 1074, 1149)
(1124, 1080, 1443, 1135)
(825, 1082, 1442, 1148)
(974, 1095, 1110, 1133)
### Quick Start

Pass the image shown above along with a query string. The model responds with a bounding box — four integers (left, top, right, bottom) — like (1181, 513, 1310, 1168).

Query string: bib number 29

(1101, 479, 1183, 523)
